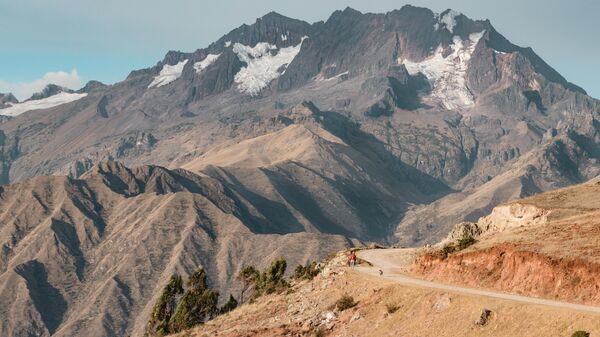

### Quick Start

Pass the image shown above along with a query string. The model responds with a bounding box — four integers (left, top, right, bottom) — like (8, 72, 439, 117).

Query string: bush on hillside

(255, 258, 289, 296)
(313, 326, 327, 337)
(458, 233, 476, 250)
(441, 244, 456, 257)
(335, 294, 357, 311)
(237, 265, 259, 303)
(169, 268, 219, 333)
(385, 302, 400, 314)
(441, 234, 477, 258)
(294, 261, 320, 280)
(572, 331, 590, 337)
(236, 258, 290, 302)
(146, 274, 184, 336)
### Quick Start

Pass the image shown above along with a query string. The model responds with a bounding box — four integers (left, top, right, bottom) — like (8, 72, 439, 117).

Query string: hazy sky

(1, 0, 598, 100)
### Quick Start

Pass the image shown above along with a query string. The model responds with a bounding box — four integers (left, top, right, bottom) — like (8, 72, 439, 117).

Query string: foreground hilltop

(177, 250, 600, 337)
(413, 178, 600, 305)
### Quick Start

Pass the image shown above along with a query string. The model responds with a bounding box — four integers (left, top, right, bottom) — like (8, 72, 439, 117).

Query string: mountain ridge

(0, 5, 599, 336)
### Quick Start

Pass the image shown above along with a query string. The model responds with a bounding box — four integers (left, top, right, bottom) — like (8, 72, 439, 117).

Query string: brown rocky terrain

(0, 161, 360, 337)
(413, 179, 600, 306)
(174, 251, 600, 337)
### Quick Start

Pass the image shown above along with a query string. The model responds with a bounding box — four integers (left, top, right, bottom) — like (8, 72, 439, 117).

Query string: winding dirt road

(356, 248, 600, 314)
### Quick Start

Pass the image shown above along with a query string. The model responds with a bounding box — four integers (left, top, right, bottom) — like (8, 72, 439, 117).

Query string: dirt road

(357, 248, 600, 314)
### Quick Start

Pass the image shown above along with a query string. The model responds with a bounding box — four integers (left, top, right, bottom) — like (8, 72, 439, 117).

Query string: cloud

(0, 70, 82, 101)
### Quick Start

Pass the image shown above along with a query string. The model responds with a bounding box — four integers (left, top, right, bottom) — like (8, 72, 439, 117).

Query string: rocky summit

(0, 5, 599, 337)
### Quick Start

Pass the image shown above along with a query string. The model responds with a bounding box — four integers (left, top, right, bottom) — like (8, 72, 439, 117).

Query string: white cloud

(0, 70, 82, 101)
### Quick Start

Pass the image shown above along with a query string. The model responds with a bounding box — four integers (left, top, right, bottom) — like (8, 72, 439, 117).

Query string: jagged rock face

(79, 80, 107, 94)
(0, 5, 596, 189)
(26, 84, 74, 101)
(0, 93, 18, 109)
(0, 6, 597, 229)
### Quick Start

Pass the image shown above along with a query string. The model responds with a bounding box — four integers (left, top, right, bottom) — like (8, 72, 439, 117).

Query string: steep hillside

(0, 161, 356, 337)
(183, 118, 443, 241)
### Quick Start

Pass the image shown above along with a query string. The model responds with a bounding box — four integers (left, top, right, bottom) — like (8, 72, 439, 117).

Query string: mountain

(0, 84, 87, 117)
(1, 5, 600, 336)
(0, 93, 18, 108)
(26, 84, 75, 101)
(0, 161, 358, 337)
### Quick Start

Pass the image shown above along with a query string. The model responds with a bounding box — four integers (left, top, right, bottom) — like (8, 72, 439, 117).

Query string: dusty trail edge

(356, 249, 600, 314)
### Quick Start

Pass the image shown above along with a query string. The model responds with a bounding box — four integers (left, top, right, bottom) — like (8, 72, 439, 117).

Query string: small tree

(385, 302, 400, 314)
(219, 294, 238, 314)
(335, 294, 356, 311)
(294, 261, 320, 280)
(255, 258, 288, 296)
(237, 265, 259, 303)
(169, 268, 219, 333)
(236, 259, 290, 302)
(146, 274, 184, 336)
(458, 233, 476, 250)
(441, 244, 456, 257)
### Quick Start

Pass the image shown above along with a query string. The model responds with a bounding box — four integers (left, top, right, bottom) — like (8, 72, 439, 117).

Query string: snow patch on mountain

(233, 37, 308, 96)
(315, 71, 349, 82)
(439, 10, 460, 33)
(194, 54, 221, 74)
(224, 41, 232, 48)
(401, 31, 485, 110)
(0, 92, 87, 116)
(148, 60, 189, 88)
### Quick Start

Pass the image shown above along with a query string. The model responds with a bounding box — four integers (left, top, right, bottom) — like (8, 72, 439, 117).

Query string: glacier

(0, 92, 88, 117)
(148, 59, 189, 88)
(194, 54, 221, 74)
(233, 37, 307, 96)
(401, 31, 485, 110)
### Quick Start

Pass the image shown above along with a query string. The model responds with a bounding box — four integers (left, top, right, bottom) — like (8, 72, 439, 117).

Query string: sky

(1, 0, 598, 100)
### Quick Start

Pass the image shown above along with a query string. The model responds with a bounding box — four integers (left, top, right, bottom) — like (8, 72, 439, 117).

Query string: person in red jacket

(348, 250, 357, 268)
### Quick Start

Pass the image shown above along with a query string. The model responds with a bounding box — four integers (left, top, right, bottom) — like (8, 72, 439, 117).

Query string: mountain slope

(0, 161, 354, 337)
(183, 119, 443, 241)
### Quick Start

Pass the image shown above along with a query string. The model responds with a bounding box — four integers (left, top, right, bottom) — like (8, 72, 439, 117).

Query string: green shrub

(572, 331, 590, 337)
(335, 294, 357, 311)
(169, 269, 219, 333)
(441, 244, 456, 257)
(458, 234, 476, 250)
(441, 234, 476, 258)
(237, 258, 290, 302)
(237, 265, 259, 303)
(294, 261, 320, 280)
(146, 274, 184, 336)
(254, 258, 289, 297)
(385, 303, 400, 314)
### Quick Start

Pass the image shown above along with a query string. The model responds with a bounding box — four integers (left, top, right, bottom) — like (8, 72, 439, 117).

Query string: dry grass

(174, 267, 600, 337)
